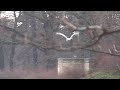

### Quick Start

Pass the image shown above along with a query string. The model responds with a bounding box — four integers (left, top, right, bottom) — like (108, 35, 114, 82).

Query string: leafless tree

(0, 11, 120, 73)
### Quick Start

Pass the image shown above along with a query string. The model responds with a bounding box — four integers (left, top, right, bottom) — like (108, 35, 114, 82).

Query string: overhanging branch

(0, 24, 45, 52)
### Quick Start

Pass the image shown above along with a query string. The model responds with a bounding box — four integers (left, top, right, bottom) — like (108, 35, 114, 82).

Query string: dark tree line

(0, 11, 120, 71)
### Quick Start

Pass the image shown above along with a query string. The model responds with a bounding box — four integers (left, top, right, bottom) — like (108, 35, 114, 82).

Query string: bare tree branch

(2, 12, 120, 57)
(23, 11, 45, 22)
(0, 24, 45, 52)
(60, 17, 77, 30)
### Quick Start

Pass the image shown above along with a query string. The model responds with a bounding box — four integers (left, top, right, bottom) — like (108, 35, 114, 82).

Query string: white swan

(56, 31, 79, 41)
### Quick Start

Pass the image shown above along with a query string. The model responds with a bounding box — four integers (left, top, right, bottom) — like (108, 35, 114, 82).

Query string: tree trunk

(42, 12, 55, 70)
(30, 11, 38, 68)
(9, 11, 21, 71)
(0, 40, 4, 70)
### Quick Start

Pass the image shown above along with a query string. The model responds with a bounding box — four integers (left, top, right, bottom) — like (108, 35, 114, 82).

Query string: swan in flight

(56, 31, 79, 41)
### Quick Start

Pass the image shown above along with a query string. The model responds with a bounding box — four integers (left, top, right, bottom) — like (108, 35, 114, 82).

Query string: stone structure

(58, 58, 89, 78)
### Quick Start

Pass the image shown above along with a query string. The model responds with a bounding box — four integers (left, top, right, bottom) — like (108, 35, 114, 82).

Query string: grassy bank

(83, 72, 120, 79)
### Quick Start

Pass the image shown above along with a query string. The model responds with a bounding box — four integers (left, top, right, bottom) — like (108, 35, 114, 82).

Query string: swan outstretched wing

(70, 31, 79, 39)
(56, 32, 68, 40)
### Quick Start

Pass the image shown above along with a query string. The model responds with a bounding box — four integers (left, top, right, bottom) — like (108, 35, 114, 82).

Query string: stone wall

(58, 58, 89, 78)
